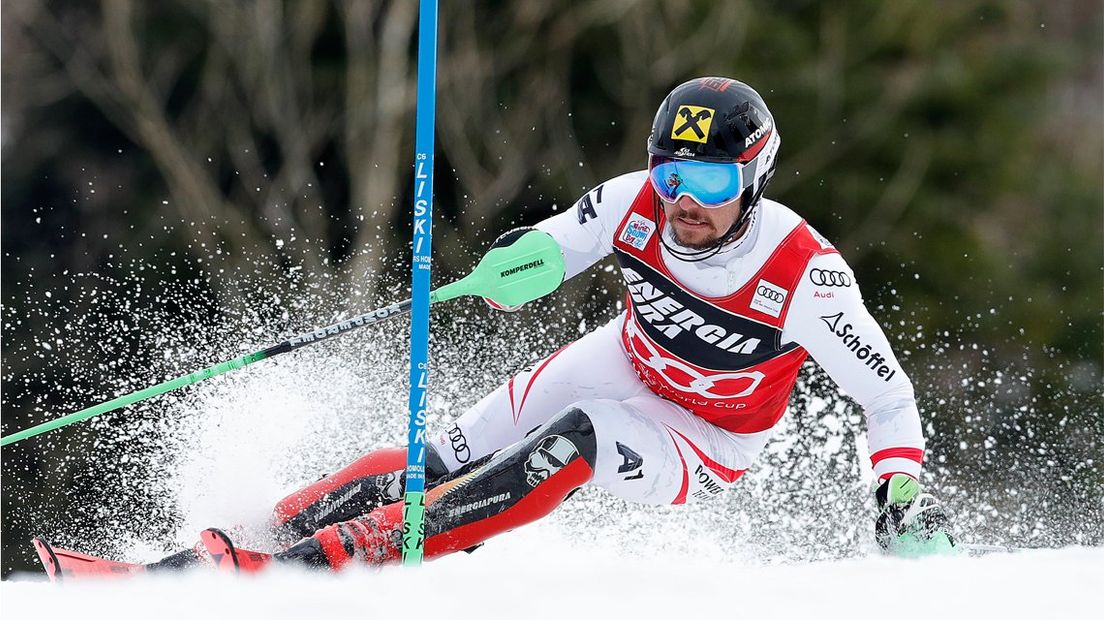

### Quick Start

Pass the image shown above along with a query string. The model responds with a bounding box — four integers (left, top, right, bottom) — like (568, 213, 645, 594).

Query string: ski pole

(401, 0, 439, 567)
(0, 229, 564, 448)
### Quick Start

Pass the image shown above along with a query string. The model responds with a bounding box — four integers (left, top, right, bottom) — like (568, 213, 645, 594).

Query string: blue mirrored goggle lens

(647, 158, 744, 208)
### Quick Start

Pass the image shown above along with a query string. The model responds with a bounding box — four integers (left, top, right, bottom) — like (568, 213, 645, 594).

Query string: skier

(254, 76, 954, 569)
(44, 76, 955, 577)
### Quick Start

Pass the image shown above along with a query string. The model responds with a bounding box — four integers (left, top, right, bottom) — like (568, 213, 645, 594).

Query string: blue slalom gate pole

(401, 0, 439, 566)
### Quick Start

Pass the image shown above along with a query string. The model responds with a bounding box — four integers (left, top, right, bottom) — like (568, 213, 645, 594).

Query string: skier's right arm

(534, 170, 647, 281)
(484, 170, 645, 312)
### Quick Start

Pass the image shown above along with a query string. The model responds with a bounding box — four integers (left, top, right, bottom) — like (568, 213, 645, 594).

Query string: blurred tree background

(2, 0, 1101, 576)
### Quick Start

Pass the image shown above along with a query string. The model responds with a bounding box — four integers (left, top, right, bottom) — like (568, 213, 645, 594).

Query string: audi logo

(809, 269, 852, 287)
(756, 286, 785, 303)
(448, 424, 470, 464)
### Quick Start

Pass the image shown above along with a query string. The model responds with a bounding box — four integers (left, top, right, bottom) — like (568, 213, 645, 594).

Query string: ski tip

(200, 528, 239, 573)
(199, 528, 273, 574)
(31, 537, 61, 584)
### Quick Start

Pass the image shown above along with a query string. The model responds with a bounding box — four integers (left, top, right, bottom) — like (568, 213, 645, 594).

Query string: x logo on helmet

(672, 105, 715, 143)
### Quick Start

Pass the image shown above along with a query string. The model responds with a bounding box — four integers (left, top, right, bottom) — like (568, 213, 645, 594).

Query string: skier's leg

(179, 313, 645, 568)
(274, 393, 767, 569)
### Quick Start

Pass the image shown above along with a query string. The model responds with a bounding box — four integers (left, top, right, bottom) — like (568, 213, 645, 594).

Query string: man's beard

(669, 226, 720, 250)
(668, 212, 720, 250)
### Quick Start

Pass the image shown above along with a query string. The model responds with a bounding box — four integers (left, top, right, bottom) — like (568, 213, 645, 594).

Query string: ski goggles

(647, 155, 750, 208)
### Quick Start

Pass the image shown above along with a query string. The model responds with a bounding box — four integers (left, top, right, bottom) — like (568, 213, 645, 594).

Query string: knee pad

(525, 406, 599, 476)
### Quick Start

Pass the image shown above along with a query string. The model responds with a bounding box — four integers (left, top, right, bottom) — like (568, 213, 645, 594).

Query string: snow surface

(2, 528, 1100, 620)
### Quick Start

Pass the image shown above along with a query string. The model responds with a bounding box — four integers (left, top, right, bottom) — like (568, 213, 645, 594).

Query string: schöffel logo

(809, 269, 852, 287)
(620, 213, 656, 250)
(500, 259, 544, 278)
(749, 279, 787, 318)
(819, 312, 898, 382)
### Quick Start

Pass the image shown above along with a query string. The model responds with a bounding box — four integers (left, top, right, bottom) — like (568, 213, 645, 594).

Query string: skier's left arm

(785, 250, 958, 554)
(782, 251, 925, 482)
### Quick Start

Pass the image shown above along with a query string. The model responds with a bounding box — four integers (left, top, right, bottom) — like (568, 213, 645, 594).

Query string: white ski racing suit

(431, 170, 925, 505)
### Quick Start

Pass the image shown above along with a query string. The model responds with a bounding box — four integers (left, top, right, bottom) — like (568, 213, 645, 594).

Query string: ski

(200, 528, 273, 574)
(961, 543, 1029, 556)
(32, 537, 145, 583)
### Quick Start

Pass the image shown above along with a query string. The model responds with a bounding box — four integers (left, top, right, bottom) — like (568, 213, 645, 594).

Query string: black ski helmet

(648, 76, 780, 211)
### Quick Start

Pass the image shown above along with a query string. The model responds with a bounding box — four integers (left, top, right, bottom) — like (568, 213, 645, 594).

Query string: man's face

(661, 194, 743, 250)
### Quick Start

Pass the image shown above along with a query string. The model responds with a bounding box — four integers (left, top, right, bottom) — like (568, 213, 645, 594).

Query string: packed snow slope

(2, 531, 1099, 620)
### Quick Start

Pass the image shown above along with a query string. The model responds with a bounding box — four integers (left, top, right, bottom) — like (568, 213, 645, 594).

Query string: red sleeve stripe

(870, 447, 924, 466)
